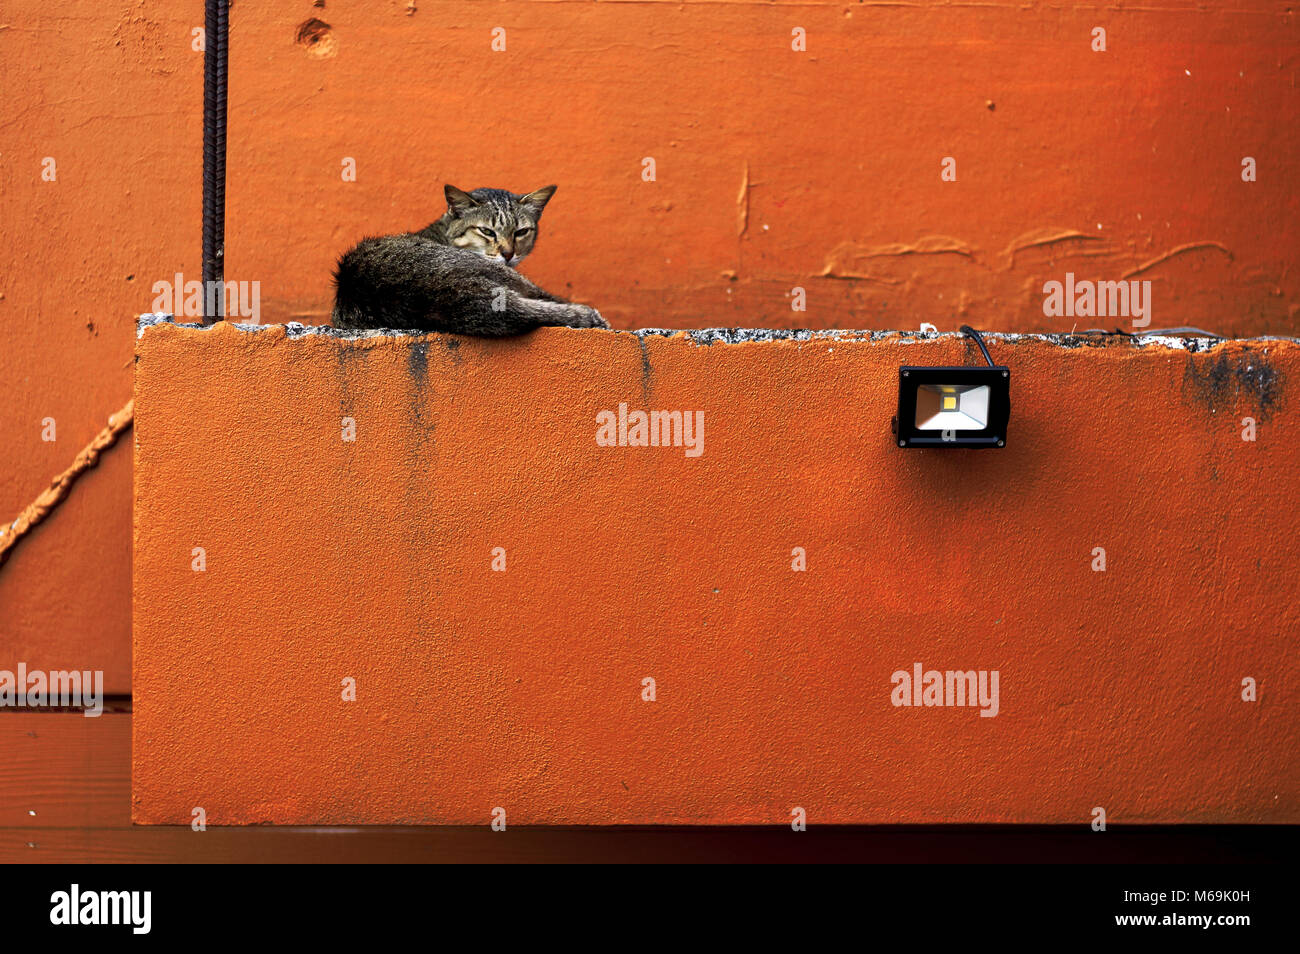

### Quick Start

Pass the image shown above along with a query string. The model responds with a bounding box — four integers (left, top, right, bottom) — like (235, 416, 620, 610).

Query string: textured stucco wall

(133, 319, 1297, 824)
(4, 0, 1297, 693)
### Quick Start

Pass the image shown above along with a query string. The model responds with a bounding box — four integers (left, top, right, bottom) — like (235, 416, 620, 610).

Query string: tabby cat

(332, 184, 607, 335)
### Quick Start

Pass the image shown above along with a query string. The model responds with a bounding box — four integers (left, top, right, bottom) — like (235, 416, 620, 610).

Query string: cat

(331, 184, 608, 335)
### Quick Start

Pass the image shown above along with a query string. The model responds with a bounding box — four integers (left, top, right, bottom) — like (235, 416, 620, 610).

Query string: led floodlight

(892, 326, 1011, 448)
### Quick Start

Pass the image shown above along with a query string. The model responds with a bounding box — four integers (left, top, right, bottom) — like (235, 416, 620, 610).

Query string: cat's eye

(477, 227, 496, 239)
(514, 227, 532, 237)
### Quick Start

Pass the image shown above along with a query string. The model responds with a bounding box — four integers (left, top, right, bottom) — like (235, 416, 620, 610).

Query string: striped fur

(332, 185, 606, 335)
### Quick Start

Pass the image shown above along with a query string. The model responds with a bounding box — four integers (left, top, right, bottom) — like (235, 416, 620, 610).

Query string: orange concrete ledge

(132, 318, 1298, 825)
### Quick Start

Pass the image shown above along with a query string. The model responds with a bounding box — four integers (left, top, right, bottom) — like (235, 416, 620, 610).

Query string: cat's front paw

(569, 305, 609, 330)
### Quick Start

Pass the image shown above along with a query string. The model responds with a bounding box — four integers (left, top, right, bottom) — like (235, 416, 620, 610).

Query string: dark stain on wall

(637, 336, 654, 401)
(335, 341, 369, 417)
(1183, 348, 1283, 420)
(407, 340, 429, 389)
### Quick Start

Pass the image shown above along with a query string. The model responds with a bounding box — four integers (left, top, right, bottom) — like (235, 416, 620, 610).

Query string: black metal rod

(202, 0, 229, 322)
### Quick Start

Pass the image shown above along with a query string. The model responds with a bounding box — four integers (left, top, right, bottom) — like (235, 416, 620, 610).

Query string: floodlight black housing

(893, 365, 1011, 448)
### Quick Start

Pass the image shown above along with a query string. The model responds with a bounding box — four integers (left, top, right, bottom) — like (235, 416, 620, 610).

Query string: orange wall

(3, 2, 1299, 694)
(133, 322, 1298, 824)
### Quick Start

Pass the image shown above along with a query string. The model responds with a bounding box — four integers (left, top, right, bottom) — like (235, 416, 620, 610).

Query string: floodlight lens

(915, 384, 990, 431)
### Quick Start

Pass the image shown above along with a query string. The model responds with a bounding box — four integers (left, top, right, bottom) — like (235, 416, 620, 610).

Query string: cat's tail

(330, 250, 368, 329)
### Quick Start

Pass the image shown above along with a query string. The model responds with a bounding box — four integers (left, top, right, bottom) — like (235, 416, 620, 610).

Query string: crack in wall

(138, 314, 1296, 352)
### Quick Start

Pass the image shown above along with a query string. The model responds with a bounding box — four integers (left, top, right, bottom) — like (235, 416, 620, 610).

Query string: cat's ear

(518, 185, 557, 213)
(444, 185, 479, 215)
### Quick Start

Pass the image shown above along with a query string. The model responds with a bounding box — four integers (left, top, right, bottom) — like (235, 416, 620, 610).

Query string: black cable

(201, 0, 229, 322)
(959, 324, 995, 367)
(1077, 327, 1223, 338)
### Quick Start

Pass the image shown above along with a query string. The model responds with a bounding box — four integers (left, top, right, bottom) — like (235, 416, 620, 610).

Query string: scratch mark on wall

(817, 264, 903, 284)
(819, 236, 969, 281)
(736, 161, 750, 240)
(1002, 228, 1103, 270)
(1123, 241, 1233, 279)
(851, 236, 973, 259)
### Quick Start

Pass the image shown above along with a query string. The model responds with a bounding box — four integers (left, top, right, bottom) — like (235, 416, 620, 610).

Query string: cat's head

(440, 184, 557, 268)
